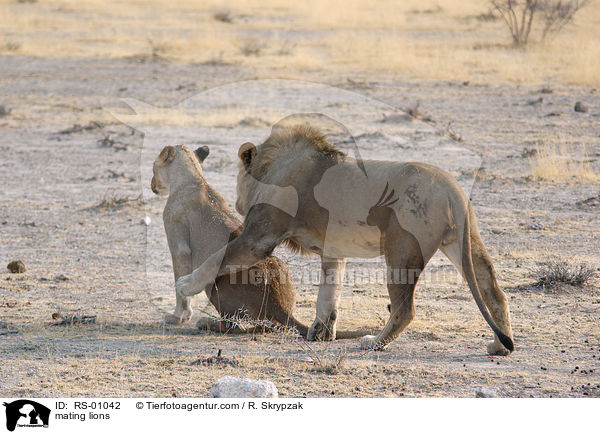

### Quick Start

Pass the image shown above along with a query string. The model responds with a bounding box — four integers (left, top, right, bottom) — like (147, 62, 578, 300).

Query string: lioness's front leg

(308, 257, 346, 341)
(165, 228, 193, 324)
(176, 204, 290, 298)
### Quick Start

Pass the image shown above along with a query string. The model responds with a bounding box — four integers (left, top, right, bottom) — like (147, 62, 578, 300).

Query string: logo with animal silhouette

(3, 400, 50, 432)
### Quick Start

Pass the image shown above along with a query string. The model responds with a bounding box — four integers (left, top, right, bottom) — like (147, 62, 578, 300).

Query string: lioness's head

(151, 145, 210, 196)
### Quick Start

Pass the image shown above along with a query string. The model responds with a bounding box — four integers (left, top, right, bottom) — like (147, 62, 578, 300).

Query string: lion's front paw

(175, 274, 196, 297)
(487, 340, 512, 356)
(307, 315, 336, 341)
(360, 335, 378, 350)
(164, 309, 192, 325)
(360, 335, 388, 351)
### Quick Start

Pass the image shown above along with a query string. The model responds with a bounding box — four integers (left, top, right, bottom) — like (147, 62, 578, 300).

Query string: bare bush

(490, 0, 589, 47)
(533, 260, 596, 287)
(539, 0, 590, 40)
(491, 0, 538, 47)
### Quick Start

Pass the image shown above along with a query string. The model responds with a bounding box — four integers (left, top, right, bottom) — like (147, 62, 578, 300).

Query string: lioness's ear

(195, 145, 210, 163)
(238, 142, 256, 168)
(158, 146, 176, 163)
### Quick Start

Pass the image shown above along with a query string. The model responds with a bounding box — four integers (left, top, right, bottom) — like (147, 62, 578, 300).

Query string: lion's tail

(457, 199, 514, 353)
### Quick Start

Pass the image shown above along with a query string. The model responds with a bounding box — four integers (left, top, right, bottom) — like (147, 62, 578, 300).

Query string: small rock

(529, 223, 545, 231)
(210, 376, 278, 398)
(574, 102, 589, 113)
(475, 387, 497, 398)
(140, 216, 151, 226)
(7, 260, 26, 273)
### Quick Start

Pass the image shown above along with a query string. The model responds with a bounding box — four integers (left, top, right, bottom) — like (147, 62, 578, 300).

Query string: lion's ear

(195, 145, 210, 163)
(238, 142, 256, 168)
(158, 146, 176, 163)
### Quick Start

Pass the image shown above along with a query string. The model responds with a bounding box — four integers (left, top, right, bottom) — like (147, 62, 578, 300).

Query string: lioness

(175, 125, 514, 355)
(151, 144, 309, 334)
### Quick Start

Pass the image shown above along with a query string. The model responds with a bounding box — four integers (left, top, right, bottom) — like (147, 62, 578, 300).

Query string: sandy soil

(1, 56, 599, 397)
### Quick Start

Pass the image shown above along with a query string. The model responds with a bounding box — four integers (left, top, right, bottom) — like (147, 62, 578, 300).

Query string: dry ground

(1, 1, 599, 398)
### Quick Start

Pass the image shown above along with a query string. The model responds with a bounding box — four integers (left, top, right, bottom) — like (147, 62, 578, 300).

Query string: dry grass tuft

(532, 260, 596, 288)
(296, 339, 348, 375)
(529, 144, 600, 183)
(238, 38, 265, 57)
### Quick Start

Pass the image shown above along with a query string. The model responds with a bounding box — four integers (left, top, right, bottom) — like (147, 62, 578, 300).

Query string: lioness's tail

(458, 200, 514, 353)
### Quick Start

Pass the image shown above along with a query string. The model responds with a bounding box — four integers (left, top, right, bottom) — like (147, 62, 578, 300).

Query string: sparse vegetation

(532, 260, 596, 287)
(296, 340, 348, 375)
(0, 0, 599, 84)
(147, 38, 168, 61)
(491, 0, 589, 47)
(238, 38, 264, 56)
(539, 0, 590, 41)
(195, 310, 349, 374)
(529, 144, 600, 183)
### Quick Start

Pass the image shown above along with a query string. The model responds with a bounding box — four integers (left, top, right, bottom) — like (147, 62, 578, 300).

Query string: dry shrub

(533, 260, 596, 287)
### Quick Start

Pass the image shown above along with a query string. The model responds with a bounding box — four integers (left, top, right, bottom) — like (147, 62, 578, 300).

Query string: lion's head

(235, 123, 344, 215)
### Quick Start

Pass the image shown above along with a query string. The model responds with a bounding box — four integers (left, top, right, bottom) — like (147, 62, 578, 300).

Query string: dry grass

(114, 103, 285, 128)
(529, 144, 600, 183)
(88, 192, 144, 211)
(1, 0, 599, 85)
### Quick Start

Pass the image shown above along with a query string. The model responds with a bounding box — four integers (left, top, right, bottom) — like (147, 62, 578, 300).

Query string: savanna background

(1, 0, 599, 397)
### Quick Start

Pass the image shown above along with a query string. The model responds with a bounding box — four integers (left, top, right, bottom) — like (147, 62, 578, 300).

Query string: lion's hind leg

(361, 231, 425, 350)
(440, 234, 514, 355)
(470, 234, 514, 355)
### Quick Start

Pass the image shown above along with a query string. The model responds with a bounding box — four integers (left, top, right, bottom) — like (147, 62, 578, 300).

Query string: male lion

(151, 144, 310, 334)
(175, 125, 514, 355)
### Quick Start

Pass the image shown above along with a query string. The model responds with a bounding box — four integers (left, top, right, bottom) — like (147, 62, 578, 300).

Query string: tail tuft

(498, 333, 514, 352)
